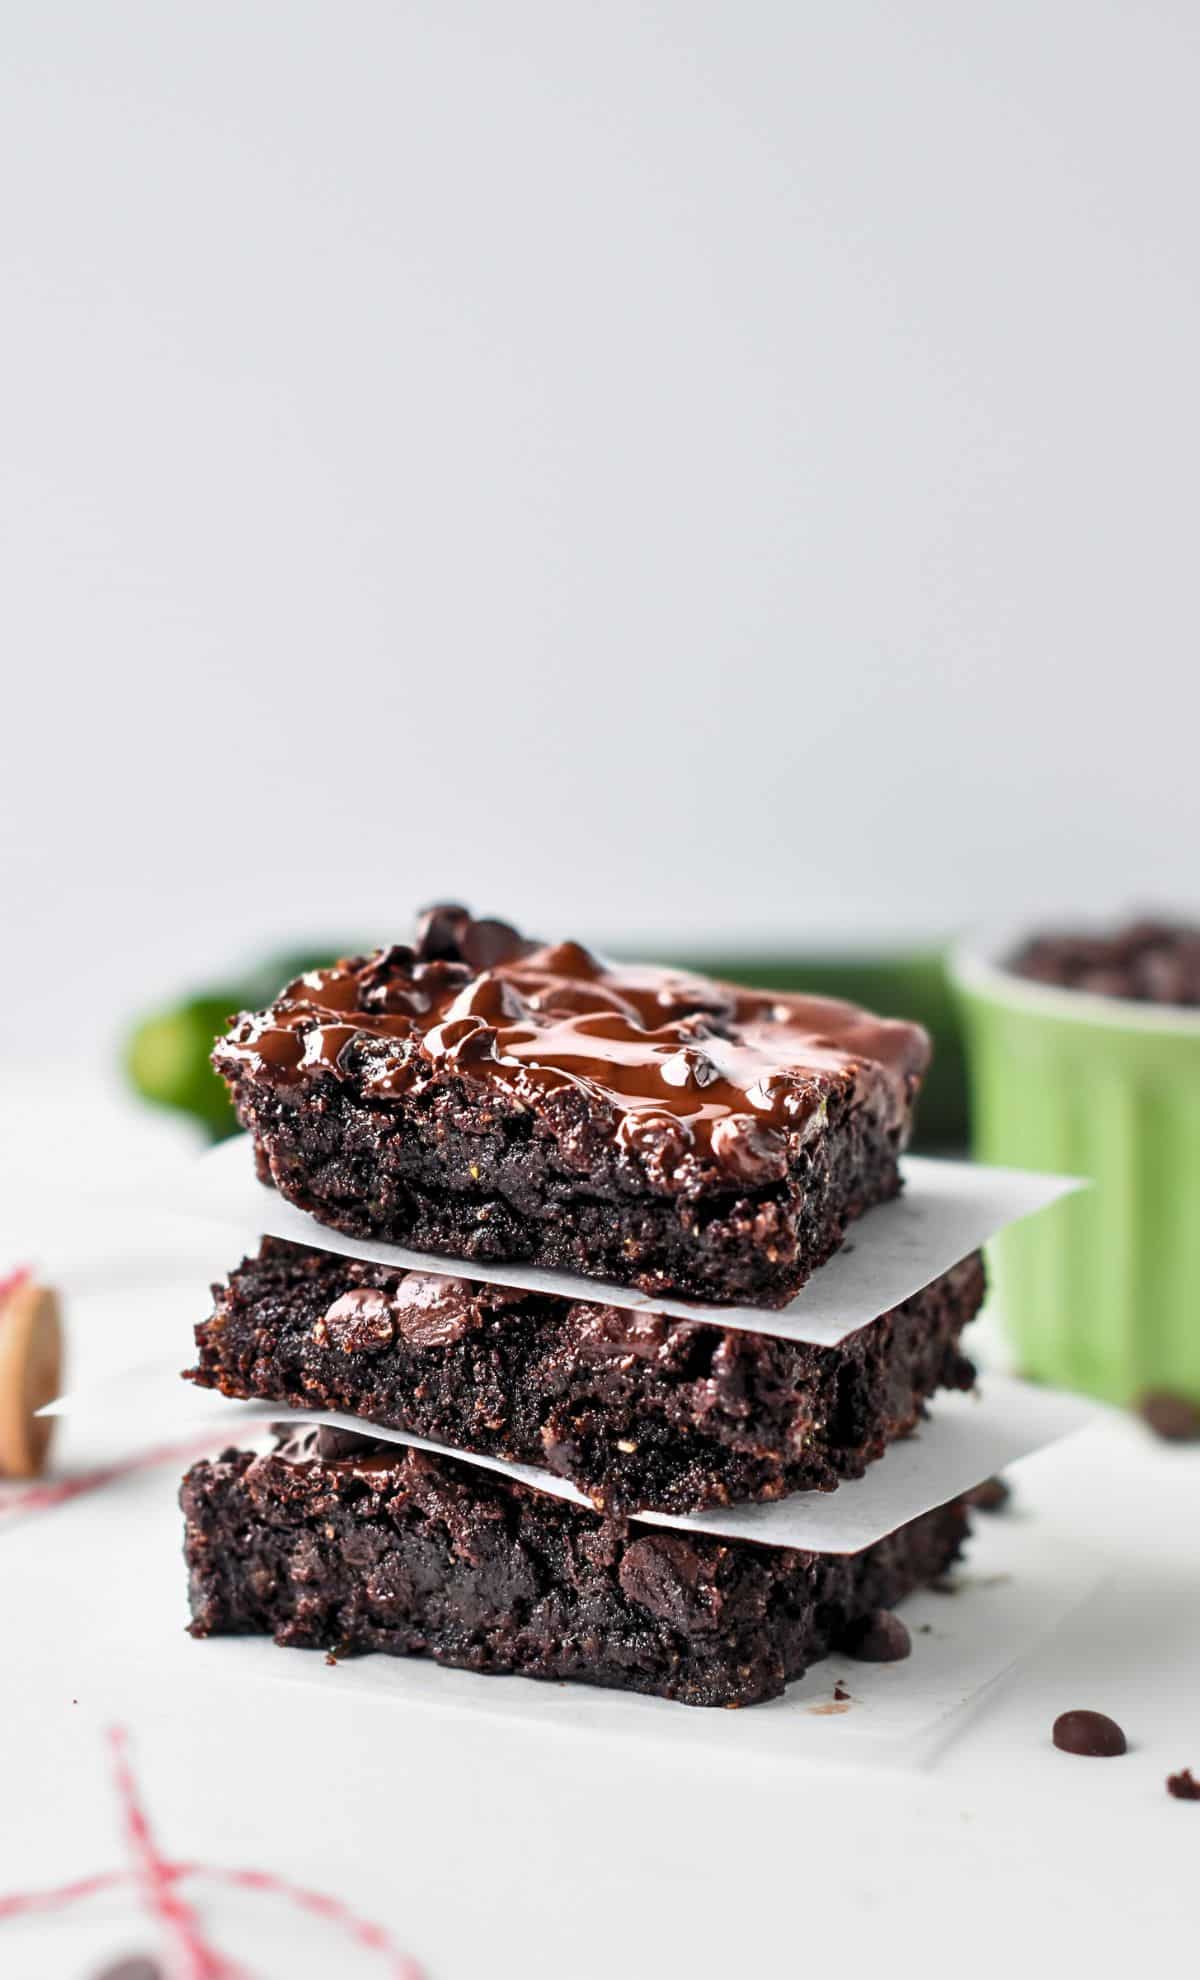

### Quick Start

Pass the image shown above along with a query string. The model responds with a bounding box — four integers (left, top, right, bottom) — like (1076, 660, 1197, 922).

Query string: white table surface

(1, 1065, 1196, 1979)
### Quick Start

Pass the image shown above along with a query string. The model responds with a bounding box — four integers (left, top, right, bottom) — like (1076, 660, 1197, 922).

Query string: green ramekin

(950, 932, 1200, 1407)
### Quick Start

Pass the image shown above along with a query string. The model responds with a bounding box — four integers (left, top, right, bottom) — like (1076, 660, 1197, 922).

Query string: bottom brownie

(181, 1435, 969, 1708)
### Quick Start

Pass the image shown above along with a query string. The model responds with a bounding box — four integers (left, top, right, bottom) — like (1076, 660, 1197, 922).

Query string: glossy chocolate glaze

(214, 906, 929, 1163)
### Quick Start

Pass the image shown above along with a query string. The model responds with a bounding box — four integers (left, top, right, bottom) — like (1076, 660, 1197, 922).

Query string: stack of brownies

(179, 904, 985, 1708)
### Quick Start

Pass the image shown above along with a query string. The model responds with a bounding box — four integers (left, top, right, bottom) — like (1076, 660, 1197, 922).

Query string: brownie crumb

(1052, 1709, 1127, 1757)
(1138, 1393, 1200, 1443)
(966, 1475, 1011, 1513)
(1167, 1768, 1200, 1801)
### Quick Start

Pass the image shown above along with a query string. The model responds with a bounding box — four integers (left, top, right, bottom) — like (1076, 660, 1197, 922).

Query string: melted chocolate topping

(214, 906, 927, 1161)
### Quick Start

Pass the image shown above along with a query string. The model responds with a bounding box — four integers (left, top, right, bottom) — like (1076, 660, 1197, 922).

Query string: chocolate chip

(314, 1424, 382, 1461)
(840, 1610, 912, 1662)
(459, 916, 528, 971)
(966, 1475, 1011, 1513)
(392, 1272, 476, 1347)
(1137, 1392, 1200, 1442)
(1167, 1768, 1200, 1800)
(314, 1288, 396, 1354)
(93, 1961, 163, 1980)
(619, 1533, 714, 1628)
(1052, 1709, 1127, 1757)
(709, 1114, 789, 1183)
(270, 1421, 320, 1461)
(414, 903, 472, 960)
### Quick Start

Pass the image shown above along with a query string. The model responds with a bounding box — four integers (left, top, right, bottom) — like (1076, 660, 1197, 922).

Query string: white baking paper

(178, 1135, 1082, 1350)
(42, 1361, 1096, 1554)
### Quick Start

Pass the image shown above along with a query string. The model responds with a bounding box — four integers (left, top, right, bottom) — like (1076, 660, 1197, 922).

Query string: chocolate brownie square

(186, 1239, 980, 1514)
(182, 1435, 969, 1708)
(212, 905, 929, 1308)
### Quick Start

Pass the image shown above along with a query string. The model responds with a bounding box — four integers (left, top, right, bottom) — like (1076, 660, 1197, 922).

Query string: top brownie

(213, 905, 930, 1308)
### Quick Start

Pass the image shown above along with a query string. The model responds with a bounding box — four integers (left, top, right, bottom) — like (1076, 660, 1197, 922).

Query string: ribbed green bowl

(951, 936, 1200, 1406)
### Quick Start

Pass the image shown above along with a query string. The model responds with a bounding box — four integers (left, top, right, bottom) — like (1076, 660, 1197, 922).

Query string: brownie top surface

(213, 903, 929, 1162)
(1010, 917, 1200, 1007)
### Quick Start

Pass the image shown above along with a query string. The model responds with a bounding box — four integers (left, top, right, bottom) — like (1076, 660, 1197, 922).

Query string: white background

(3, 4, 1199, 1045)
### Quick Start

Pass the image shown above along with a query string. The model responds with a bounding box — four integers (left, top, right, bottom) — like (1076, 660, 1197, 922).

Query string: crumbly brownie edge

(181, 1444, 970, 1709)
(223, 1070, 902, 1308)
(187, 1243, 982, 1514)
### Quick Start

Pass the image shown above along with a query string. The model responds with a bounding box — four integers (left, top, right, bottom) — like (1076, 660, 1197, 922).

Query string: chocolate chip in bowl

(1010, 917, 1200, 1008)
(953, 916, 1200, 1411)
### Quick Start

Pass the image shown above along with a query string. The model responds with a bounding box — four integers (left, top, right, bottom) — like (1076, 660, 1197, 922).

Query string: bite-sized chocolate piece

(186, 1239, 981, 1514)
(1167, 1768, 1200, 1801)
(965, 1474, 1011, 1513)
(839, 1608, 912, 1662)
(1010, 918, 1200, 1007)
(181, 1441, 969, 1709)
(1137, 1392, 1200, 1443)
(1052, 1709, 1127, 1757)
(212, 905, 930, 1308)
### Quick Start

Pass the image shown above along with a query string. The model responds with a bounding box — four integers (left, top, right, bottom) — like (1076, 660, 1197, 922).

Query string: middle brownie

(187, 1239, 981, 1514)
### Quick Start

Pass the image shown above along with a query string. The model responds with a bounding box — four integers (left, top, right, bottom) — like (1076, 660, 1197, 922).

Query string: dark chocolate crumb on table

(1167, 1768, 1200, 1801)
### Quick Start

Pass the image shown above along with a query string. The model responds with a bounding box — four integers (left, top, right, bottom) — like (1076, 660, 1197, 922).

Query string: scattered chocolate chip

(833, 1680, 851, 1701)
(1137, 1392, 1200, 1443)
(314, 1288, 396, 1354)
(1167, 1768, 1200, 1801)
(1052, 1709, 1127, 1757)
(840, 1609, 912, 1662)
(314, 1424, 382, 1462)
(967, 1475, 1011, 1513)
